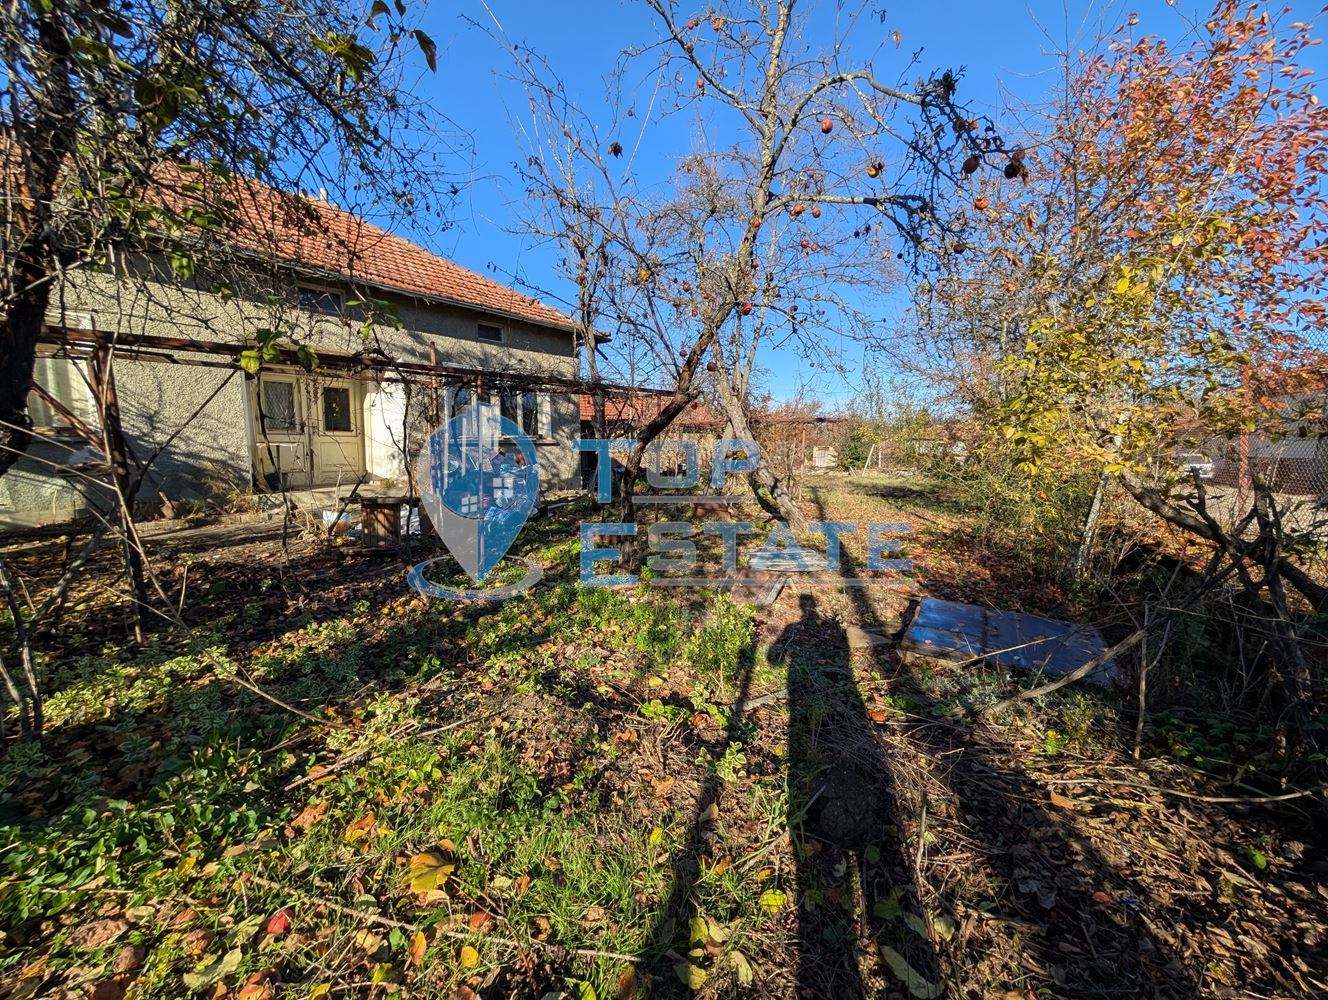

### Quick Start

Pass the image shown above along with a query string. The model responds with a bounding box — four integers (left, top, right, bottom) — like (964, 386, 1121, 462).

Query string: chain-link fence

(1210, 433, 1328, 501)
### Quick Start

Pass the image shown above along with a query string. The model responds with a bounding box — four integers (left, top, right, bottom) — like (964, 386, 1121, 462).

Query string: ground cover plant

(2, 479, 1325, 999)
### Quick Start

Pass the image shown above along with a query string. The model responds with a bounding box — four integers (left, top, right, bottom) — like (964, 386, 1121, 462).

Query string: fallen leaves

(181, 946, 243, 991)
(406, 844, 456, 895)
(112, 944, 145, 973)
(459, 944, 479, 968)
(343, 811, 378, 844)
(264, 907, 293, 938)
(879, 945, 943, 999)
(407, 930, 428, 968)
(758, 889, 787, 912)
(353, 928, 385, 957)
(68, 917, 129, 950)
(289, 799, 328, 833)
(674, 959, 707, 988)
(1048, 790, 1079, 810)
(616, 967, 638, 999)
(237, 968, 279, 1000)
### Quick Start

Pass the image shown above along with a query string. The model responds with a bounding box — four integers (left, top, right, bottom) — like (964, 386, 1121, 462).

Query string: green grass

(0, 520, 797, 998)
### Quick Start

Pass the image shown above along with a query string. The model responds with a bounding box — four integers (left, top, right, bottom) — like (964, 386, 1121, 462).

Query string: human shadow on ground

(780, 590, 941, 998)
(638, 638, 761, 994)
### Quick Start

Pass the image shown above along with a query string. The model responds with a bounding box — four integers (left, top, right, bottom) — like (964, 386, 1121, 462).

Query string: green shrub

(684, 593, 755, 696)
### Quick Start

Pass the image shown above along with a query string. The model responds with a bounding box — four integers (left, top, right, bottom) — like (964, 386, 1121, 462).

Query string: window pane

(477, 324, 503, 343)
(500, 389, 519, 425)
(29, 357, 96, 430)
(298, 286, 343, 314)
(538, 394, 552, 437)
(323, 387, 352, 432)
(521, 392, 538, 434)
(262, 381, 297, 432)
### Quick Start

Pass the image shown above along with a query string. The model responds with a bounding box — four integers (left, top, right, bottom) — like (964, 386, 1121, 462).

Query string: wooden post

(428, 344, 440, 426)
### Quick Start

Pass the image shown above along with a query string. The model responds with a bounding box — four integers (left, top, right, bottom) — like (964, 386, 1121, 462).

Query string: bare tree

(503, 0, 1008, 535)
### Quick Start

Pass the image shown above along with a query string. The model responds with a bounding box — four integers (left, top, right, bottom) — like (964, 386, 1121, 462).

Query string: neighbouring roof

(156, 164, 576, 333)
(579, 393, 725, 428)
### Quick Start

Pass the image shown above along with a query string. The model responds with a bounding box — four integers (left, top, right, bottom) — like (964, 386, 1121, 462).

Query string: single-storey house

(577, 393, 724, 490)
(2, 175, 585, 528)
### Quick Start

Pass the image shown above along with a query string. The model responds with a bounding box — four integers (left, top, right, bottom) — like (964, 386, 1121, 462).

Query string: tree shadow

(832, 574, 1203, 996)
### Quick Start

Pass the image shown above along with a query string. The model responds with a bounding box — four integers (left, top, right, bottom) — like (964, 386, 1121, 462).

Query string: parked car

(1178, 452, 1214, 479)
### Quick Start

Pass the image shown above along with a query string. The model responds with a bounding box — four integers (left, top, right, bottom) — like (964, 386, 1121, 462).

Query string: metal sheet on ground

(984, 610, 1116, 685)
(899, 597, 1117, 686)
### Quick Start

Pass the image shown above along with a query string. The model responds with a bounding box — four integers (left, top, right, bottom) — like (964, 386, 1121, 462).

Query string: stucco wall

(0, 352, 252, 528)
(0, 439, 104, 527)
(115, 357, 253, 499)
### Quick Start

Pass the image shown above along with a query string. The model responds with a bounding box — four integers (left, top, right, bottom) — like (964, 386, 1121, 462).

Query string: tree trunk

(1072, 475, 1108, 580)
(1, 2, 79, 482)
(711, 361, 806, 532)
(0, 279, 47, 480)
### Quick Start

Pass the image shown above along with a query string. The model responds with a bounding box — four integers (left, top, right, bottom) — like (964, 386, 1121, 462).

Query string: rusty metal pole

(92, 341, 150, 639)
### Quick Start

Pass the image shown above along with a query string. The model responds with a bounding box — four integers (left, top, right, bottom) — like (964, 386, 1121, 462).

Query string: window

(537, 393, 552, 438)
(521, 392, 539, 435)
(297, 284, 343, 314)
(446, 387, 474, 420)
(477, 323, 503, 344)
(322, 386, 353, 432)
(489, 390, 553, 438)
(28, 356, 97, 434)
(261, 380, 297, 432)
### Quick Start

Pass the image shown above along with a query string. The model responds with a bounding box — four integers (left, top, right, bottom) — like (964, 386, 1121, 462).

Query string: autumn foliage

(920, 1, 1328, 480)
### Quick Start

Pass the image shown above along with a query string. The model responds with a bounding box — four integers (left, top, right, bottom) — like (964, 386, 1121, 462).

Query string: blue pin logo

(412, 402, 539, 588)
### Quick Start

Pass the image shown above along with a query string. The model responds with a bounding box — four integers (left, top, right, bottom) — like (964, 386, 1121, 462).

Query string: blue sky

(393, 1, 1327, 406)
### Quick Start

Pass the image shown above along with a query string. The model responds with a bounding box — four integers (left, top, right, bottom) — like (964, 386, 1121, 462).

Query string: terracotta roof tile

(159, 165, 574, 331)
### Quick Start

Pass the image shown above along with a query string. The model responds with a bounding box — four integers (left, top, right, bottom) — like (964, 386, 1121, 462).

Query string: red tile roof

(580, 393, 724, 427)
(160, 165, 575, 332)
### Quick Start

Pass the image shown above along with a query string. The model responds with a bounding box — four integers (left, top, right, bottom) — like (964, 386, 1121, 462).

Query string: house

(577, 393, 725, 490)
(2, 174, 584, 528)
(578, 393, 724, 439)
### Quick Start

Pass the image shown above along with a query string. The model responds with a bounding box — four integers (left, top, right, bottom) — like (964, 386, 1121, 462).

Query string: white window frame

(537, 393, 552, 439)
(28, 355, 98, 438)
(476, 322, 505, 344)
